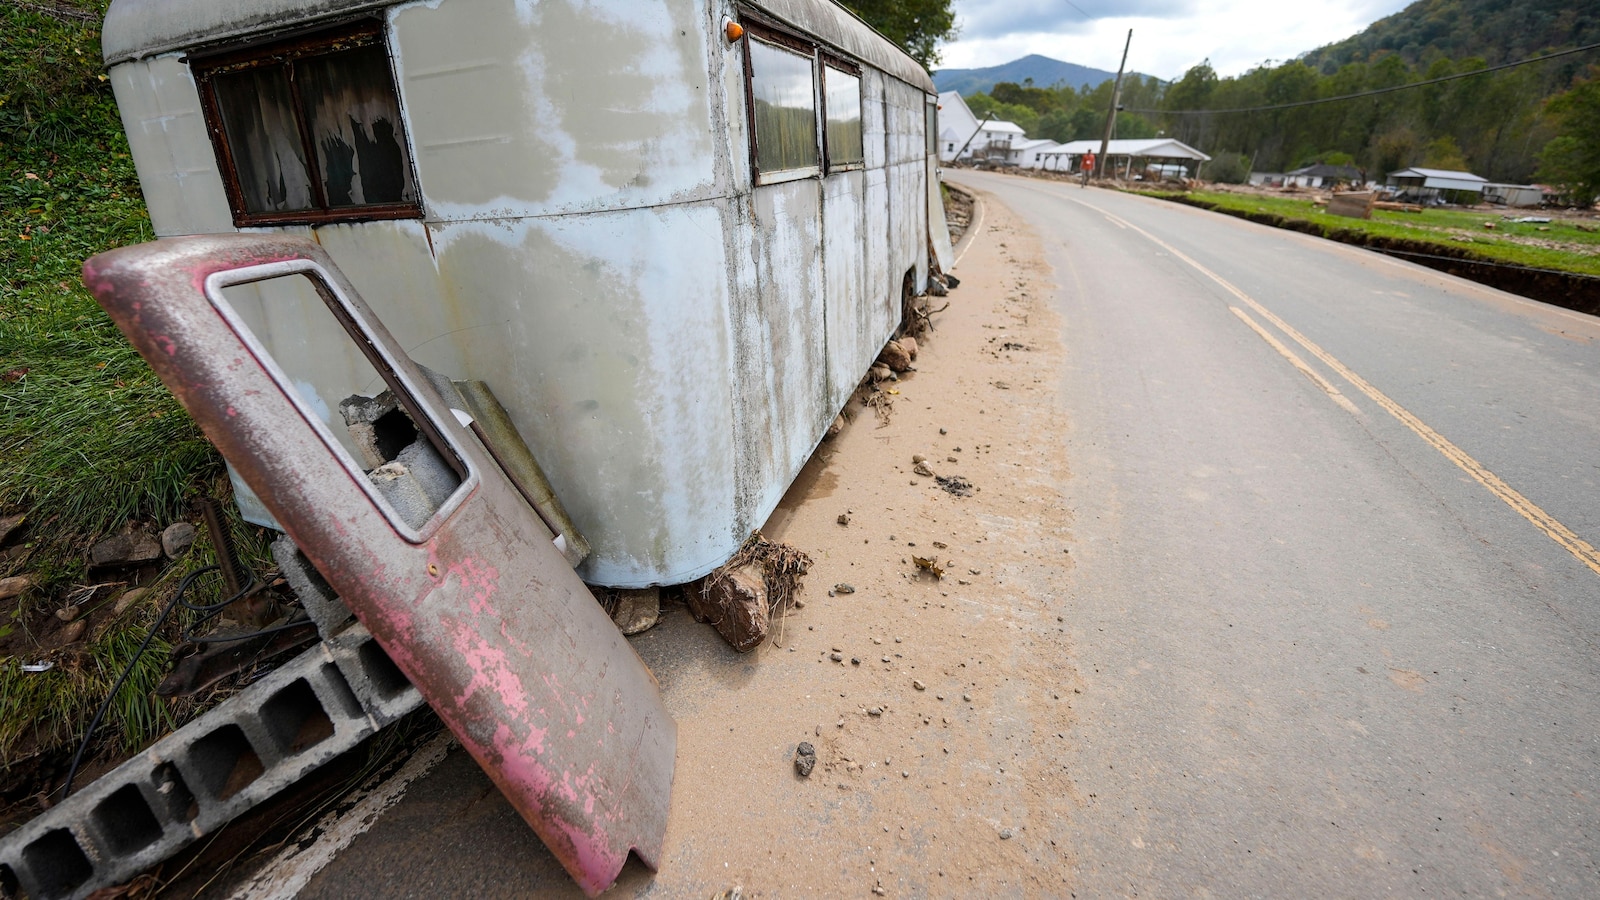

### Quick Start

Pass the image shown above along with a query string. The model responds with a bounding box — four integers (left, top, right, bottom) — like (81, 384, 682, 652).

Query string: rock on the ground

(62, 620, 87, 643)
(114, 587, 150, 615)
(0, 574, 35, 601)
(794, 741, 817, 777)
(900, 335, 918, 359)
(688, 565, 768, 652)
(610, 588, 660, 636)
(0, 513, 24, 546)
(161, 522, 197, 559)
(827, 413, 846, 437)
(869, 364, 893, 382)
(88, 528, 162, 568)
(878, 340, 912, 373)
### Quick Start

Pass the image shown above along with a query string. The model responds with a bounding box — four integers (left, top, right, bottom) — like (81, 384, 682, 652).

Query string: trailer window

(194, 23, 420, 226)
(824, 66, 863, 170)
(747, 37, 819, 180)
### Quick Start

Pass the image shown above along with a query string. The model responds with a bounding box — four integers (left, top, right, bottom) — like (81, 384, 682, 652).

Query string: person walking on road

(1081, 151, 1096, 187)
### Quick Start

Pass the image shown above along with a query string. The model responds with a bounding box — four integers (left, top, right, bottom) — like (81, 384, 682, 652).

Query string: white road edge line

(952, 190, 987, 269)
(226, 731, 457, 900)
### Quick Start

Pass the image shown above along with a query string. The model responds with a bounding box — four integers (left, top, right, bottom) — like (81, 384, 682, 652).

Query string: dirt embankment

(1147, 192, 1600, 317)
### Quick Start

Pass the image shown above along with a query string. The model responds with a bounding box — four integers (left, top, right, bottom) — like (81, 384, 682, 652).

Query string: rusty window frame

(741, 23, 823, 186)
(190, 19, 423, 228)
(202, 259, 477, 544)
(821, 56, 863, 173)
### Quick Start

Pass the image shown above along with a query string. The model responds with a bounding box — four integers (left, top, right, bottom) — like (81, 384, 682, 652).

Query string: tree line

(960, 51, 1600, 204)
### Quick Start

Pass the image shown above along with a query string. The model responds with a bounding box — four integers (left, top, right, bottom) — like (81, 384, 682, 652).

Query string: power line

(1126, 40, 1600, 116)
(1059, 0, 1094, 20)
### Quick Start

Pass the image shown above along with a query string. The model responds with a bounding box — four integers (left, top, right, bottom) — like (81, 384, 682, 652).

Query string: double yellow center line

(1074, 196, 1600, 579)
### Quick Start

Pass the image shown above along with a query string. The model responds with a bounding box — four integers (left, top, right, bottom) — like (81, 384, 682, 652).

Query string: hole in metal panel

(90, 784, 164, 857)
(150, 762, 198, 824)
(216, 273, 467, 535)
(188, 724, 265, 801)
(358, 637, 412, 701)
(21, 829, 92, 898)
(261, 678, 335, 756)
(370, 407, 418, 464)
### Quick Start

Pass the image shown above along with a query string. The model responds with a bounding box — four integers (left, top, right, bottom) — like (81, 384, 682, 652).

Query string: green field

(1141, 189, 1600, 278)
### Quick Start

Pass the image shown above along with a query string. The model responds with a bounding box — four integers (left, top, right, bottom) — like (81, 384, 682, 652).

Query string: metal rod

(197, 496, 243, 597)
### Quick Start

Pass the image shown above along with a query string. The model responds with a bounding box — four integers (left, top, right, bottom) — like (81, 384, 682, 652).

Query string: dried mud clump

(691, 533, 813, 652)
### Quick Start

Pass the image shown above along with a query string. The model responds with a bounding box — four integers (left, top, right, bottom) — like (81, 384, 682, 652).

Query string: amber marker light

(725, 19, 745, 42)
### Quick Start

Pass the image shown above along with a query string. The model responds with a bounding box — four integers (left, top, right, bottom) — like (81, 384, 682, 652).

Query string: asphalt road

(950, 170, 1600, 896)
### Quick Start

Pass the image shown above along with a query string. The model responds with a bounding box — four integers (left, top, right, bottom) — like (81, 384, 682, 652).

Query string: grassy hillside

(1, 2, 267, 799)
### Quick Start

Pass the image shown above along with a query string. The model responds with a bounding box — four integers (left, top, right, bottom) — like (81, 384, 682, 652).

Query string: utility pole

(1096, 29, 1132, 181)
(952, 112, 995, 163)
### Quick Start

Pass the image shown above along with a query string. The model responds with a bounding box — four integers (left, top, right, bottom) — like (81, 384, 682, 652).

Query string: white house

(1282, 163, 1363, 188)
(936, 91, 1026, 163)
(1015, 138, 1063, 169)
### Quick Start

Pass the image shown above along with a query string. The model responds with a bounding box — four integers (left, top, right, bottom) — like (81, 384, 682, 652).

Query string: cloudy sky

(940, 0, 1415, 80)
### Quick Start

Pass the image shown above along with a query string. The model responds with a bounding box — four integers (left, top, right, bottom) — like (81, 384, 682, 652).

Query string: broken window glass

(195, 22, 421, 225)
(748, 37, 818, 178)
(824, 66, 862, 169)
(211, 67, 315, 214)
(298, 45, 417, 208)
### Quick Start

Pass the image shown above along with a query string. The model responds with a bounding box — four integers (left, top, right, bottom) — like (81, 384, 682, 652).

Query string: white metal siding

(389, 0, 719, 220)
(109, 55, 235, 236)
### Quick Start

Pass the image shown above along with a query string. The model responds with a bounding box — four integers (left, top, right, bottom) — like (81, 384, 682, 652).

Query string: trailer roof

(746, 0, 934, 92)
(101, 0, 936, 93)
(102, 0, 391, 64)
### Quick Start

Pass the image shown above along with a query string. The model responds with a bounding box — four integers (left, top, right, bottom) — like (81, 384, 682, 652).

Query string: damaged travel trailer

(0, 3, 955, 898)
(101, 0, 955, 589)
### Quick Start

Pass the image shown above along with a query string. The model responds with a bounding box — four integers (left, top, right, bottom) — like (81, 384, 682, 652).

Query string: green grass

(0, 3, 276, 783)
(1145, 188, 1600, 277)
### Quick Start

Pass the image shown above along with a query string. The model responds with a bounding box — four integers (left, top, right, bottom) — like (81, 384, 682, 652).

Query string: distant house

(1037, 138, 1211, 179)
(1014, 138, 1063, 169)
(936, 91, 1026, 163)
(1481, 183, 1544, 208)
(1284, 163, 1364, 188)
(1386, 167, 1488, 204)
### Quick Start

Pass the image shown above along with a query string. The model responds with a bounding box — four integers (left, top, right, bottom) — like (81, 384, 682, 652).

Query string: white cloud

(941, 0, 1414, 80)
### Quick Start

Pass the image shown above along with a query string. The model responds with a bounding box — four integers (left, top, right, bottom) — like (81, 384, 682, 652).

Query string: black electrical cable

(60, 565, 224, 799)
(56, 564, 311, 799)
(1126, 41, 1600, 116)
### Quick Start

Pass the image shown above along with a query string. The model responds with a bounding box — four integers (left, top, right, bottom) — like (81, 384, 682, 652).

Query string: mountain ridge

(933, 54, 1123, 96)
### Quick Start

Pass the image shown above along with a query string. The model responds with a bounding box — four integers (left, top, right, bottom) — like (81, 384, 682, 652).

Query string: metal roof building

(1387, 167, 1489, 194)
(1037, 138, 1210, 174)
